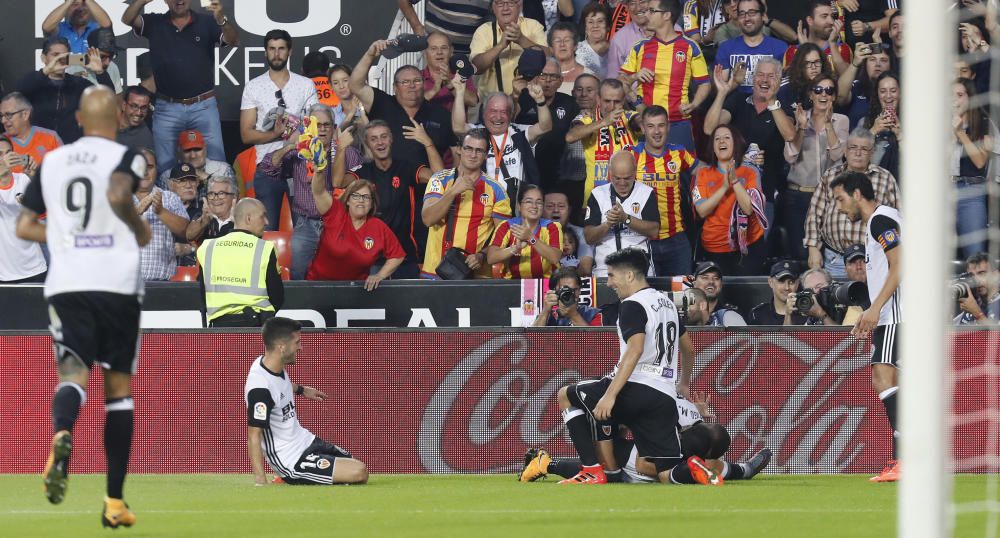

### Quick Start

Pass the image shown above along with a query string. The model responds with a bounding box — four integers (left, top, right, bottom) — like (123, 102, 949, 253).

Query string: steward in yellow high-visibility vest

(197, 199, 283, 327)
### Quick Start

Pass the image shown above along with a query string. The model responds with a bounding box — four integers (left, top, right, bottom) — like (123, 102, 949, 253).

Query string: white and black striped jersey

(245, 356, 316, 479)
(584, 181, 659, 278)
(865, 205, 902, 326)
(19, 136, 145, 298)
(612, 287, 686, 398)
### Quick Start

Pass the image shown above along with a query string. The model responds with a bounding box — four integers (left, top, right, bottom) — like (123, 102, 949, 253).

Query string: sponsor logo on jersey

(253, 402, 267, 421)
(74, 235, 114, 248)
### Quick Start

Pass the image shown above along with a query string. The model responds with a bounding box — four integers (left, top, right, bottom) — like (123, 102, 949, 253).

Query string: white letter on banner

(216, 47, 239, 86)
(233, 0, 341, 37)
(334, 309, 385, 327)
(408, 309, 438, 327)
(456, 308, 470, 327)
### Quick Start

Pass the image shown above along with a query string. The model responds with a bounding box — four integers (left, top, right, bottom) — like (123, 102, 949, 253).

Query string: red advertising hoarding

(2, 329, 993, 474)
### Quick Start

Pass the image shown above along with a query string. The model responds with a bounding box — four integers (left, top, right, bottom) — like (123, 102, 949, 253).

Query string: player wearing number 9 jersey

(15, 86, 152, 529)
(556, 247, 722, 486)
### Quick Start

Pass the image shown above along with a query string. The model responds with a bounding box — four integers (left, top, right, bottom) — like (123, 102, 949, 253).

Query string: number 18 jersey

(21, 136, 145, 298)
(613, 287, 686, 398)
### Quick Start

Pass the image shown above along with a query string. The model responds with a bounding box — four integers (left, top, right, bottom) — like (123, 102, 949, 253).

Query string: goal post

(898, 1, 954, 537)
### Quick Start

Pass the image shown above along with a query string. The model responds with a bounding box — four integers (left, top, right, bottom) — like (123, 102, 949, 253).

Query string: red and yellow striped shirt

(489, 217, 563, 279)
(422, 169, 512, 278)
(619, 35, 709, 122)
(633, 142, 697, 239)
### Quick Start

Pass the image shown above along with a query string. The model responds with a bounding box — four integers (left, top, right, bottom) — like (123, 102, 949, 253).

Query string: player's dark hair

(829, 171, 875, 201)
(736, 0, 765, 13)
(704, 423, 731, 460)
(301, 50, 331, 78)
(649, 0, 681, 23)
(122, 85, 153, 103)
(549, 266, 583, 289)
(262, 317, 302, 351)
(42, 36, 70, 55)
(640, 105, 668, 123)
(264, 29, 293, 49)
(965, 252, 992, 268)
(605, 247, 650, 277)
(464, 127, 491, 147)
(806, 0, 830, 18)
(680, 422, 732, 460)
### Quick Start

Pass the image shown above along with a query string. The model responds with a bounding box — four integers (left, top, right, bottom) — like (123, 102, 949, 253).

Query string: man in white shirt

(239, 29, 318, 230)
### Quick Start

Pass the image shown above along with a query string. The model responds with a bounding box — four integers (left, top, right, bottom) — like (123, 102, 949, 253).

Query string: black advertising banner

(0, 0, 398, 120)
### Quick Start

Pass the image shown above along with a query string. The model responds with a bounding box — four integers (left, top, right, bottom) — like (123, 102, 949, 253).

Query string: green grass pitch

(0, 474, 994, 537)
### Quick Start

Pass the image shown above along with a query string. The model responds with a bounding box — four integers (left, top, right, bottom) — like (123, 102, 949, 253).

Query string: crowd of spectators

(0, 0, 997, 324)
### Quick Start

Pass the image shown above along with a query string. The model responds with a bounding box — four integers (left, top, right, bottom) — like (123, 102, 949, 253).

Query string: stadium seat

(279, 194, 293, 233)
(233, 147, 257, 199)
(263, 230, 292, 281)
(170, 265, 200, 282)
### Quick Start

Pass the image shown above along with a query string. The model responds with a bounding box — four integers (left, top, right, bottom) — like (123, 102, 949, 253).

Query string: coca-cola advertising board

(1, 328, 993, 474)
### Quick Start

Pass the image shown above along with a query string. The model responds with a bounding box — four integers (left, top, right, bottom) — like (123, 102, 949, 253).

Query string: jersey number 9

(65, 177, 93, 233)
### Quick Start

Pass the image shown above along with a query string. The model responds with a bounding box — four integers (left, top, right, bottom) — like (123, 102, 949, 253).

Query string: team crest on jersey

(253, 402, 267, 421)
(602, 425, 612, 436)
(667, 159, 680, 174)
(631, 202, 640, 214)
(556, 107, 566, 120)
(480, 193, 490, 205)
(392, 176, 400, 189)
(675, 50, 687, 63)
(317, 458, 331, 470)
(364, 237, 374, 250)
(584, 206, 591, 220)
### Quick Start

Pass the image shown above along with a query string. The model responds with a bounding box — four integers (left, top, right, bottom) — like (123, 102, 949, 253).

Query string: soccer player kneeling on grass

(245, 317, 368, 486)
(552, 247, 719, 485)
(521, 393, 772, 483)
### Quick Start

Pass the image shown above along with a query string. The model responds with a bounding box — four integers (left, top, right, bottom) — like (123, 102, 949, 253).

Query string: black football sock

(52, 382, 85, 433)
(605, 468, 622, 483)
(721, 460, 747, 480)
(548, 458, 582, 479)
(668, 461, 696, 484)
(879, 387, 899, 459)
(562, 408, 598, 467)
(105, 398, 134, 500)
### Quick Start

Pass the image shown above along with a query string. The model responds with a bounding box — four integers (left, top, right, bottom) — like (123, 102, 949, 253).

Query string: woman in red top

(306, 178, 405, 289)
(692, 125, 768, 276)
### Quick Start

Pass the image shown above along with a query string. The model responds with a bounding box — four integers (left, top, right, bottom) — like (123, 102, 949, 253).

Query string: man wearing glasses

(469, 0, 550, 96)
(607, 0, 651, 79)
(804, 128, 899, 279)
(351, 40, 458, 169)
(117, 86, 154, 151)
(185, 175, 239, 245)
(134, 152, 191, 282)
(619, 0, 710, 154)
(715, 0, 787, 94)
(0, 92, 62, 177)
(421, 129, 513, 278)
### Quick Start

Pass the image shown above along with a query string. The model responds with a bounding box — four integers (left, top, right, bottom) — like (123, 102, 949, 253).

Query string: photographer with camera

(750, 261, 810, 326)
(678, 288, 711, 327)
(533, 267, 603, 327)
(792, 268, 844, 326)
(953, 252, 1000, 326)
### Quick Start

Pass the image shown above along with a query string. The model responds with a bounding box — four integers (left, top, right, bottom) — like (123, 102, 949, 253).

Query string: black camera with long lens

(950, 273, 979, 300)
(794, 281, 870, 317)
(555, 286, 577, 306)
